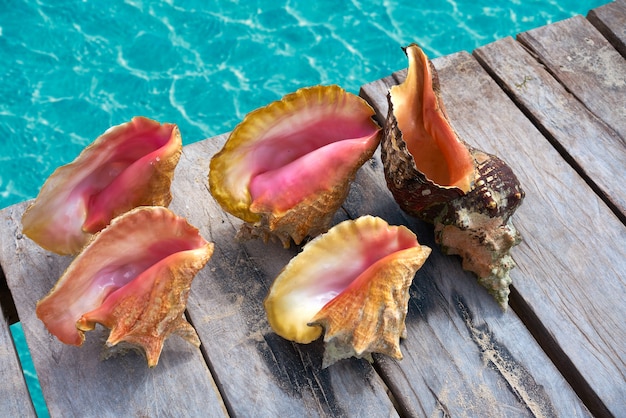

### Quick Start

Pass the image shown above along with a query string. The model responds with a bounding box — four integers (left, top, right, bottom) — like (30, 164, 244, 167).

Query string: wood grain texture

(345, 152, 591, 418)
(517, 15, 626, 139)
(169, 135, 399, 418)
(360, 50, 626, 417)
(0, 306, 35, 417)
(0, 203, 228, 418)
(473, 36, 626, 222)
(587, 0, 626, 57)
(432, 52, 626, 418)
(359, 71, 590, 418)
(1, 6, 623, 417)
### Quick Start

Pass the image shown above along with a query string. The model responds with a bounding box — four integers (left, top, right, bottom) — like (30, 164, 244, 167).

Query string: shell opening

(390, 44, 475, 191)
(209, 85, 381, 222)
(264, 216, 424, 344)
(248, 135, 378, 213)
(88, 238, 202, 298)
(82, 121, 179, 232)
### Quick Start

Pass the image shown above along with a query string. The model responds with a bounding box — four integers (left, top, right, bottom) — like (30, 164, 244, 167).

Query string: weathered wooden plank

(517, 15, 626, 139)
(1, 310, 35, 416)
(347, 157, 592, 418)
(431, 52, 626, 418)
(359, 68, 590, 418)
(360, 50, 626, 417)
(0, 204, 228, 417)
(0, 11, 622, 418)
(473, 36, 626, 222)
(169, 135, 399, 417)
(587, 0, 626, 57)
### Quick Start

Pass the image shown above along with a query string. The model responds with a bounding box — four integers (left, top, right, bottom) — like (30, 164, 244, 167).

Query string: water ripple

(0, 0, 609, 210)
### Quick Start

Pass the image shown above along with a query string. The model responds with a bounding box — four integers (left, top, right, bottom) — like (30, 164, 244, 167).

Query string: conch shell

(36, 206, 213, 367)
(381, 44, 524, 308)
(264, 215, 431, 367)
(22, 116, 182, 255)
(209, 85, 382, 247)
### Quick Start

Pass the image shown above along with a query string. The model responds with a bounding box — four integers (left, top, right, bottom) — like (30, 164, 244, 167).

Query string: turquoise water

(9, 323, 47, 416)
(0, 0, 608, 416)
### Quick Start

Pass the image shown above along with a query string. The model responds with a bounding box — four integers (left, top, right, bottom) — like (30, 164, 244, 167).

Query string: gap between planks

(0, 265, 19, 325)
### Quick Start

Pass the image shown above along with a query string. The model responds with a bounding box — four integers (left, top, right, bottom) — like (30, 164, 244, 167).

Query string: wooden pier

(1, 1, 624, 416)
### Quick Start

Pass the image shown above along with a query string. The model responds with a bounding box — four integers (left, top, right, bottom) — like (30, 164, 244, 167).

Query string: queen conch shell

(381, 44, 525, 308)
(36, 206, 213, 368)
(264, 215, 431, 367)
(209, 85, 382, 247)
(22, 116, 182, 255)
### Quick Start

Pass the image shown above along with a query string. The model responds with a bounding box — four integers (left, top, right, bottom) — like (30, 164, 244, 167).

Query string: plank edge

(509, 286, 612, 418)
(587, 3, 626, 58)
(472, 41, 626, 226)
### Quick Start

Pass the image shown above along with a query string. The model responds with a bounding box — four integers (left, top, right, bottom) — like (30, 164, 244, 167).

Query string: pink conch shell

(22, 116, 182, 255)
(209, 85, 382, 247)
(264, 216, 431, 367)
(382, 44, 524, 308)
(36, 206, 213, 367)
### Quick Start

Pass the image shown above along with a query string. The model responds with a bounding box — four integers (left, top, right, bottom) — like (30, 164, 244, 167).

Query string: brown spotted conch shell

(381, 44, 525, 308)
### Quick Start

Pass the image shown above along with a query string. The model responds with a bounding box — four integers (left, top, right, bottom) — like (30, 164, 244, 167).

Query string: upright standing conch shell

(381, 44, 524, 308)
(36, 206, 213, 368)
(209, 85, 382, 247)
(22, 116, 182, 255)
(264, 216, 431, 367)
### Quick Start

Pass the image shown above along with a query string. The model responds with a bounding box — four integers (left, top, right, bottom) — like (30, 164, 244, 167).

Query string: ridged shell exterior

(36, 206, 213, 367)
(209, 85, 382, 247)
(22, 117, 182, 255)
(264, 215, 431, 367)
(381, 44, 525, 308)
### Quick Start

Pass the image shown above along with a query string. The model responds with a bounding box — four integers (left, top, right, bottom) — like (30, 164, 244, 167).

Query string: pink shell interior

(209, 86, 381, 223)
(309, 228, 418, 308)
(248, 118, 379, 213)
(81, 127, 176, 231)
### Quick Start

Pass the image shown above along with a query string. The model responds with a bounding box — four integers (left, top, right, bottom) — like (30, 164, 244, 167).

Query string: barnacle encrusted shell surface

(209, 85, 382, 247)
(264, 215, 431, 367)
(22, 116, 182, 255)
(382, 44, 524, 308)
(36, 206, 213, 367)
